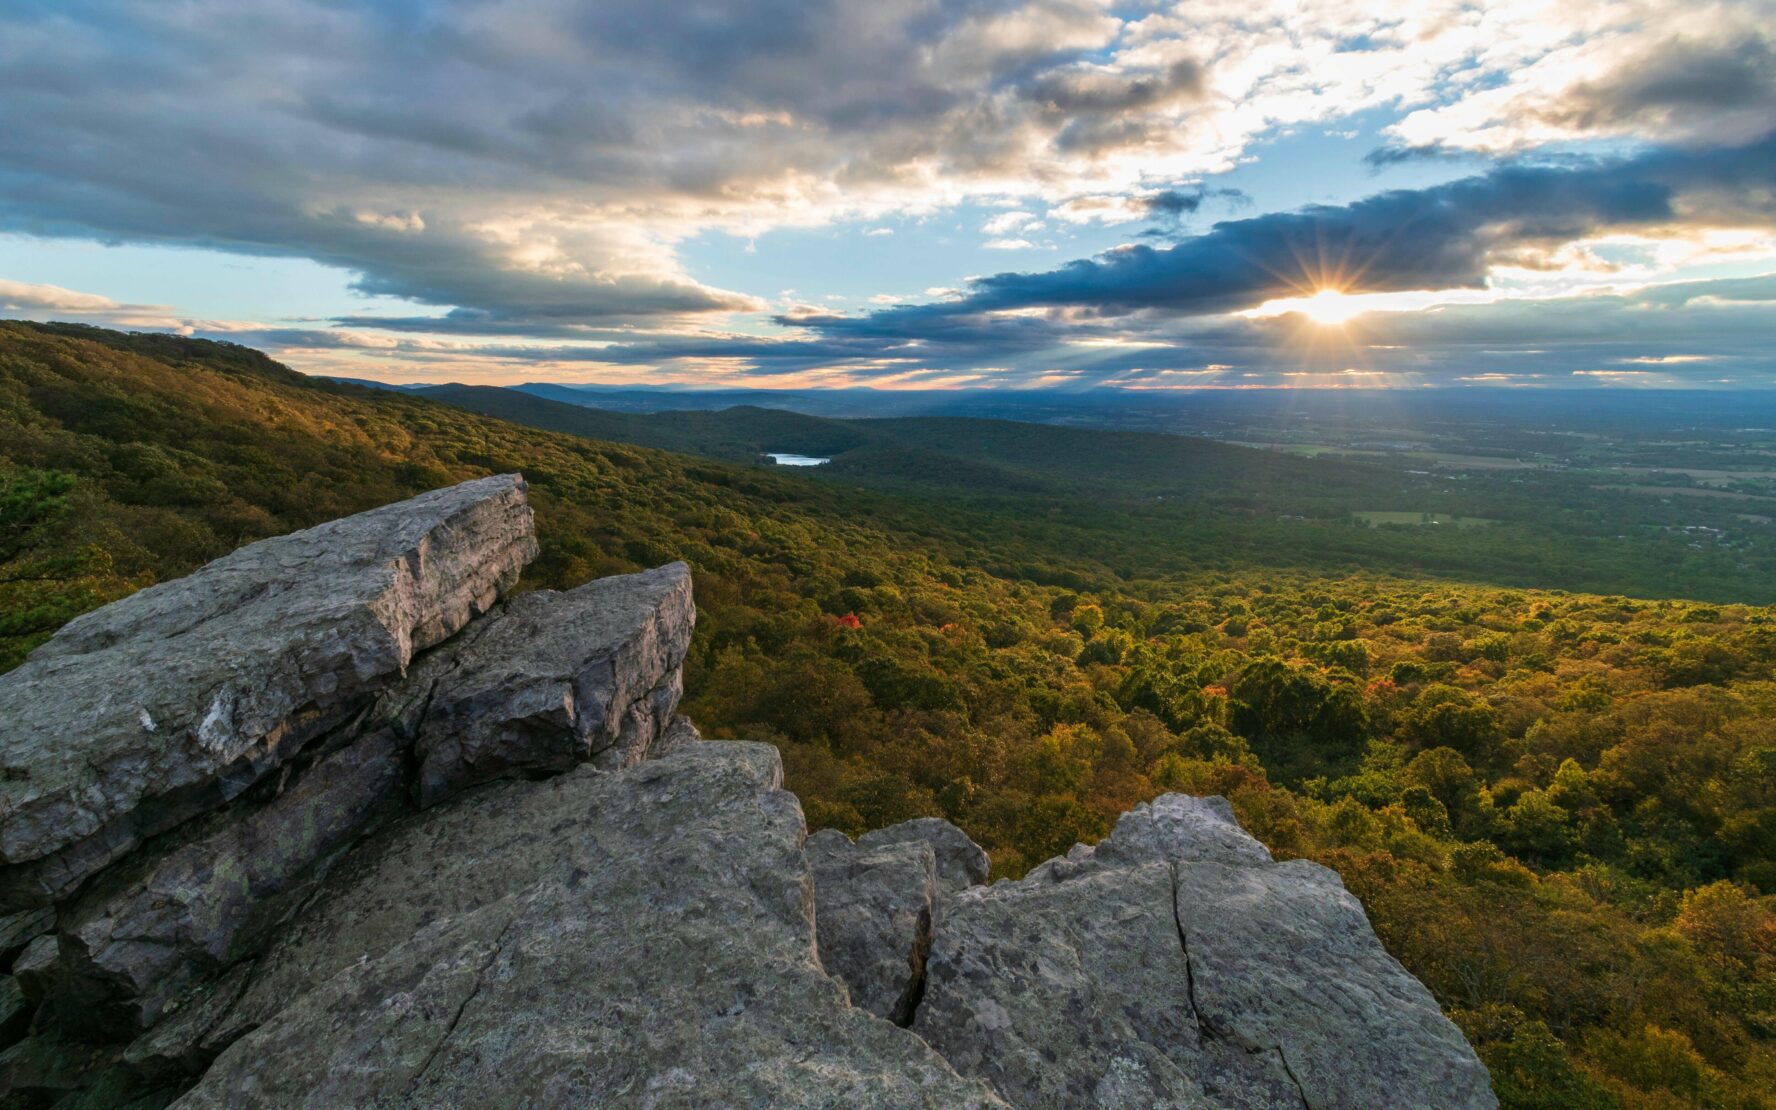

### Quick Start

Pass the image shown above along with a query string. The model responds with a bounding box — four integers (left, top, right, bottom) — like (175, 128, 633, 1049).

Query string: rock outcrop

(914, 795, 1496, 1108)
(0, 475, 536, 910)
(402, 562, 694, 805)
(0, 478, 1495, 1108)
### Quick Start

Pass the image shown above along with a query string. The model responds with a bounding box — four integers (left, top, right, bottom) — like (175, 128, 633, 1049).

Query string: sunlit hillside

(4, 322, 1773, 1106)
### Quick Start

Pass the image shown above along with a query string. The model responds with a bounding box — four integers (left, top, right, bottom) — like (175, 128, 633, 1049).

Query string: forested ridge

(2, 320, 1772, 1107)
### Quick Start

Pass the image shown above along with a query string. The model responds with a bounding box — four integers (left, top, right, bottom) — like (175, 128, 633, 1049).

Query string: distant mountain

(418, 383, 1390, 503)
(319, 375, 432, 392)
(456, 377, 1776, 432)
(509, 381, 956, 418)
(418, 385, 870, 463)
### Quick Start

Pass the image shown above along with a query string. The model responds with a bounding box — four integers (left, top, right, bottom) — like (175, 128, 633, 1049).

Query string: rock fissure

(1275, 1044, 1313, 1110)
(1168, 861, 1208, 1041)
(888, 903, 931, 1028)
(402, 896, 530, 1097)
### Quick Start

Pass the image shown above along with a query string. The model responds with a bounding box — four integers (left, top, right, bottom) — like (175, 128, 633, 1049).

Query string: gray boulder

(1062, 793, 1271, 870)
(1174, 858, 1495, 1108)
(915, 794, 1497, 1109)
(807, 829, 938, 1025)
(805, 817, 990, 1026)
(858, 817, 992, 894)
(0, 475, 537, 910)
(405, 562, 695, 805)
(24, 562, 694, 1039)
(177, 743, 1004, 1109)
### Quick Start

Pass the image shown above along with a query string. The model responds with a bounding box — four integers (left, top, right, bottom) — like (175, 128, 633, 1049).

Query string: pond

(766, 453, 830, 466)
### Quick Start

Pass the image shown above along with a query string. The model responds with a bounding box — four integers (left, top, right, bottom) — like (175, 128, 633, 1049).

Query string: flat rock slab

(915, 793, 1497, 1109)
(176, 743, 1004, 1109)
(407, 562, 695, 806)
(0, 475, 536, 909)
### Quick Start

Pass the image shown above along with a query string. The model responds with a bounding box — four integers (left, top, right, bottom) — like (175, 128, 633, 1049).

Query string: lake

(766, 453, 830, 466)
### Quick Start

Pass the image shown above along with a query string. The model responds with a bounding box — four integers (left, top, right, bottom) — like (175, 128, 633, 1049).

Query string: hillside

(420, 381, 1382, 492)
(420, 382, 1776, 605)
(2, 321, 1775, 1106)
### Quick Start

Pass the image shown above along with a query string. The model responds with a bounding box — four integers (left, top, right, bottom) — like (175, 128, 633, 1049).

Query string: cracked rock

(914, 794, 1497, 1109)
(46, 728, 409, 1035)
(807, 829, 938, 1025)
(178, 743, 1004, 1108)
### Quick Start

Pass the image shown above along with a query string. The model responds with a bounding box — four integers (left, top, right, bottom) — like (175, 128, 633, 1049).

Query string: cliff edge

(0, 477, 1494, 1108)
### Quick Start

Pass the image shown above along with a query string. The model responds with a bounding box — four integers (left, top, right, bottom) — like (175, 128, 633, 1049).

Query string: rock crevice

(0, 478, 1495, 1109)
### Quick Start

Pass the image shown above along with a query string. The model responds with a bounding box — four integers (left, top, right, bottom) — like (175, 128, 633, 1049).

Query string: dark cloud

(1021, 59, 1204, 115)
(1019, 58, 1205, 154)
(0, 0, 1184, 326)
(182, 272, 1776, 388)
(1388, 20, 1776, 153)
(1135, 187, 1250, 239)
(835, 135, 1776, 327)
(1362, 144, 1461, 168)
(1142, 187, 1247, 218)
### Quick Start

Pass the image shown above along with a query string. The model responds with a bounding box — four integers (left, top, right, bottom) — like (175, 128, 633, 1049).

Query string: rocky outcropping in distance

(0, 477, 1495, 1108)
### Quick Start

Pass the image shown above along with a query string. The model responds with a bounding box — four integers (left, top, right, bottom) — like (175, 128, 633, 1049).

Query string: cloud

(4, 0, 1775, 386)
(0, 279, 125, 313)
(19, 0, 1744, 335)
(839, 135, 1776, 325)
(147, 269, 1775, 390)
(1049, 195, 1149, 226)
(982, 211, 1039, 236)
(0, 279, 182, 328)
(1389, 13, 1776, 153)
(0, 0, 1189, 329)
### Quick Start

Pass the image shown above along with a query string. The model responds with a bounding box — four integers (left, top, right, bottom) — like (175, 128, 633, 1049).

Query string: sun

(1290, 288, 1365, 327)
(1241, 286, 1371, 327)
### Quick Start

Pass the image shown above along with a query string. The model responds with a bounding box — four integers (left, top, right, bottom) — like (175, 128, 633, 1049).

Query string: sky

(2, 0, 1775, 390)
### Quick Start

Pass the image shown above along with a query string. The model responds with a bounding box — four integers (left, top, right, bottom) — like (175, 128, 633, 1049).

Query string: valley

(2, 321, 1773, 1106)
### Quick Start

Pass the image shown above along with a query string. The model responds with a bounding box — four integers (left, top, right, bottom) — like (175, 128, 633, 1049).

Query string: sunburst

(1285, 287, 1367, 327)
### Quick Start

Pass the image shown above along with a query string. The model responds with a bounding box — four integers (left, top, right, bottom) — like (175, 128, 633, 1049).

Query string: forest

(2, 320, 1772, 1108)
